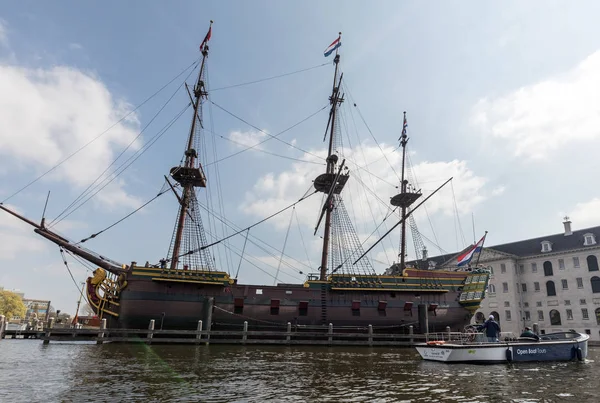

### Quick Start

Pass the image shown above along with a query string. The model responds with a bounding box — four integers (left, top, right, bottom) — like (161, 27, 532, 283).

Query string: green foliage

(0, 290, 26, 319)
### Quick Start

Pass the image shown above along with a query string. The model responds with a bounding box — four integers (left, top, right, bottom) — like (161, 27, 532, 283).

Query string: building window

(543, 261, 553, 276)
(596, 308, 600, 325)
(549, 309, 561, 325)
(573, 257, 580, 268)
(536, 301, 542, 307)
(577, 277, 584, 289)
(502, 282, 509, 293)
(531, 262, 537, 272)
(558, 259, 565, 270)
(541, 241, 552, 252)
(565, 300, 571, 305)
(521, 283, 527, 292)
(582, 308, 589, 320)
(534, 282, 540, 292)
(538, 310, 544, 320)
(566, 309, 573, 320)
(587, 255, 599, 272)
(591, 276, 600, 293)
(580, 299, 587, 305)
(505, 310, 512, 321)
(501, 263, 506, 273)
(488, 284, 496, 293)
(504, 301, 510, 307)
(525, 311, 531, 320)
(524, 302, 529, 307)
(561, 279, 568, 290)
(519, 264, 525, 274)
(546, 281, 556, 296)
(584, 233, 597, 246)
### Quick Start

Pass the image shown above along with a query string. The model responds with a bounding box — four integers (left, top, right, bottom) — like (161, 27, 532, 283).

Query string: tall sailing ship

(1, 25, 489, 333)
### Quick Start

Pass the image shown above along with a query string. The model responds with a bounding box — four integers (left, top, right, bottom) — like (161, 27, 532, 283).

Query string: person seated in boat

(480, 315, 501, 342)
(519, 327, 539, 340)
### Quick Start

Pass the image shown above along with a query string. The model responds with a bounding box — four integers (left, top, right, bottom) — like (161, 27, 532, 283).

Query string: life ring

(427, 341, 446, 346)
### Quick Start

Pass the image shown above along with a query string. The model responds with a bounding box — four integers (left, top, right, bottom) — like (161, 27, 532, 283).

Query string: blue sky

(2, 1, 600, 313)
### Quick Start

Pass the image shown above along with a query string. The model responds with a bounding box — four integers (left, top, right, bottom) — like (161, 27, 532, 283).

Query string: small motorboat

(415, 331, 589, 363)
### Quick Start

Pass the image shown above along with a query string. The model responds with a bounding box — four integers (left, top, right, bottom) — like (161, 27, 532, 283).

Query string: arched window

(587, 255, 599, 272)
(549, 309, 561, 326)
(546, 280, 556, 296)
(490, 311, 500, 323)
(543, 261, 553, 276)
(591, 276, 600, 293)
(488, 284, 496, 293)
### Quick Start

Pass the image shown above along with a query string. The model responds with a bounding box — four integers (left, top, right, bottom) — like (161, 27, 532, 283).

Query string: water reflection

(0, 341, 596, 402)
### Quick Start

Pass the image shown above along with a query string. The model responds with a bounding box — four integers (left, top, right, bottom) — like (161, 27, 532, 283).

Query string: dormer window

(541, 241, 552, 253)
(583, 233, 596, 246)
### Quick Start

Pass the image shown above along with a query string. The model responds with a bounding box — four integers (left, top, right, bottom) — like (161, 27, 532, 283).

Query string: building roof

(489, 225, 600, 257)
(410, 224, 600, 266)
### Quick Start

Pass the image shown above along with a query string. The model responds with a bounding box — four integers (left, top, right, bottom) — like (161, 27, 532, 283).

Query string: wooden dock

(4, 318, 429, 347)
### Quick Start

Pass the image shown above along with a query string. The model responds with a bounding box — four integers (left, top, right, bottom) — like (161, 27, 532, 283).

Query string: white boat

(415, 331, 589, 363)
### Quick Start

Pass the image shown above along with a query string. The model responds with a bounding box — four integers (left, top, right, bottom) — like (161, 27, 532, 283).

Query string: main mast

(391, 112, 421, 270)
(313, 33, 347, 281)
(168, 21, 212, 270)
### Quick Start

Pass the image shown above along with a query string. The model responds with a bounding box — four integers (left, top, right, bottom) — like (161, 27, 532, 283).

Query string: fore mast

(313, 33, 349, 281)
(167, 21, 214, 271)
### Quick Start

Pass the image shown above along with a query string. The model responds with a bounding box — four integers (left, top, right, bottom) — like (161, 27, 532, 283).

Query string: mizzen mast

(168, 21, 214, 271)
(390, 112, 422, 270)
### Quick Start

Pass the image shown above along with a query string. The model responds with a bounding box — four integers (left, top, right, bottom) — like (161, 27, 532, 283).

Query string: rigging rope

(210, 101, 326, 161)
(49, 102, 192, 227)
(166, 189, 319, 264)
(1, 59, 200, 205)
(59, 247, 87, 300)
(209, 62, 329, 91)
(77, 184, 173, 244)
(51, 63, 199, 225)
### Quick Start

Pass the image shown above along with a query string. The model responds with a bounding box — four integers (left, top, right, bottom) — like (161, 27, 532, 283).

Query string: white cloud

(491, 185, 506, 196)
(69, 43, 83, 50)
(0, 204, 47, 259)
(229, 129, 267, 150)
(241, 143, 490, 237)
(0, 64, 142, 209)
(471, 50, 600, 160)
(568, 198, 600, 229)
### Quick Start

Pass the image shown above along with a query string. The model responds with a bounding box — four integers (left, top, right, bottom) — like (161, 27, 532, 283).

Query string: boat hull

(416, 332, 589, 363)
(104, 275, 473, 332)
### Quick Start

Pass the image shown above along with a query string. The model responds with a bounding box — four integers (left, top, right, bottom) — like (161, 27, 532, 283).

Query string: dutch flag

(324, 37, 341, 57)
(457, 234, 487, 267)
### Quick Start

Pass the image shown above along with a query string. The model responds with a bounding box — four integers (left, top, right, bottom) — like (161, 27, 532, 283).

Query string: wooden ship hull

(90, 266, 488, 332)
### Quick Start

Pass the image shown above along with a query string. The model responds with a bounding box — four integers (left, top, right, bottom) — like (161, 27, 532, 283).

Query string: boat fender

(505, 348, 512, 362)
(576, 347, 583, 361)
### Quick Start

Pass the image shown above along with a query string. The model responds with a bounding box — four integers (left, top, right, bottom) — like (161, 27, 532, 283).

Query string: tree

(0, 291, 26, 320)
(81, 303, 96, 316)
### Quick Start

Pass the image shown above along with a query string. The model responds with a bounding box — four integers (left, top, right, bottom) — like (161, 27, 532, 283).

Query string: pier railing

(16, 319, 430, 346)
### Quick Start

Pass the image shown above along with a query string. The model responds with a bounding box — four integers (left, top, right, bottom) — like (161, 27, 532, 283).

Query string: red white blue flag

(324, 37, 341, 57)
(457, 234, 486, 266)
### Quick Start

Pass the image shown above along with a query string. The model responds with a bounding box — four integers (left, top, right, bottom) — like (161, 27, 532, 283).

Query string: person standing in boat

(520, 326, 539, 340)
(481, 315, 501, 342)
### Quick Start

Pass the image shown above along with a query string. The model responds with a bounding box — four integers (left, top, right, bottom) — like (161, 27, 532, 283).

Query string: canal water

(0, 341, 597, 402)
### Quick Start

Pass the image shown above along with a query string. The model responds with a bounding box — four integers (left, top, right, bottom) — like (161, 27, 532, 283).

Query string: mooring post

(242, 321, 248, 344)
(43, 317, 55, 345)
(409, 325, 414, 344)
(328, 323, 333, 345)
(147, 319, 155, 344)
(446, 326, 451, 341)
(96, 318, 106, 345)
(368, 324, 373, 347)
(0, 315, 5, 340)
(196, 320, 203, 343)
(286, 322, 291, 344)
(205, 297, 214, 345)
